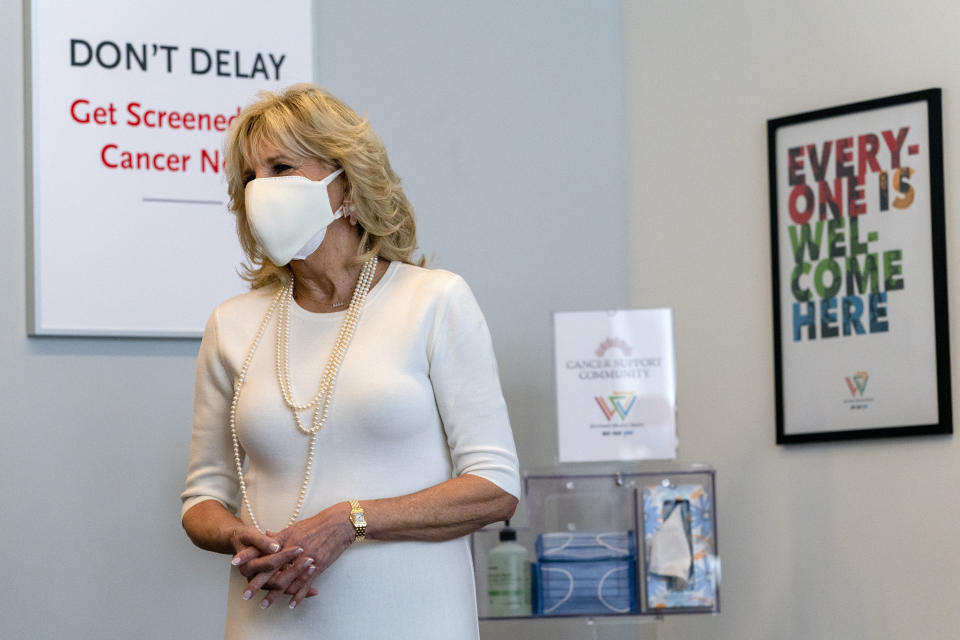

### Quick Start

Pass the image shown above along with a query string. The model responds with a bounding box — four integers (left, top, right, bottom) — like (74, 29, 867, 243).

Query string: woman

(181, 84, 520, 639)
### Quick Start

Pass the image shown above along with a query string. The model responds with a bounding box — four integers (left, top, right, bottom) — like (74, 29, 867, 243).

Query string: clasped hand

(229, 502, 355, 611)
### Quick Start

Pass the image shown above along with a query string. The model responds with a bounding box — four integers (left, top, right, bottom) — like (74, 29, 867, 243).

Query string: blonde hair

(224, 83, 422, 288)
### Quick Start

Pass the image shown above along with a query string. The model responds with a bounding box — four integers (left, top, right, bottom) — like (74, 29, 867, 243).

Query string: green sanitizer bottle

(487, 520, 530, 617)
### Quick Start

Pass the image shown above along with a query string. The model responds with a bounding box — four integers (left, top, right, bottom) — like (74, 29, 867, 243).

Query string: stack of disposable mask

(534, 531, 637, 616)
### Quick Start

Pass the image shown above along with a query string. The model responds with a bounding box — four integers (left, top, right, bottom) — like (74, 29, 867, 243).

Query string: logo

(845, 371, 869, 397)
(595, 391, 637, 421)
(595, 337, 632, 358)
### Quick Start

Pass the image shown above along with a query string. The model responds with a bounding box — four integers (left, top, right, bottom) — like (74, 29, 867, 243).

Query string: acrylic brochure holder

(471, 467, 720, 623)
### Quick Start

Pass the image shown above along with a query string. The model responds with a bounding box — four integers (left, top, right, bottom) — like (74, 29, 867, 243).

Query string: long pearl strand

(276, 256, 377, 435)
(230, 256, 378, 534)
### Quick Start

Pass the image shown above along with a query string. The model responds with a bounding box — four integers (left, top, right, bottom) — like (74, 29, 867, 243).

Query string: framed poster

(767, 89, 951, 444)
(553, 309, 677, 462)
(26, 0, 313, 336)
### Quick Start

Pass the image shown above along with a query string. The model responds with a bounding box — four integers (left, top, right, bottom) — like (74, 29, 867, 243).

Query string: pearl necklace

(230, 256, 379, 534)
(276, 257, 377, 434)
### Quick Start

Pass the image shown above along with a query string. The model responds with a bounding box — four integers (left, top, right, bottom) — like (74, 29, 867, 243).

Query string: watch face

(353, 513, 366, 526)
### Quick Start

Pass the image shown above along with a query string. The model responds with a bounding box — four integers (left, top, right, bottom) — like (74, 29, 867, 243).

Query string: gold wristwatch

(349, 500, 366, 543)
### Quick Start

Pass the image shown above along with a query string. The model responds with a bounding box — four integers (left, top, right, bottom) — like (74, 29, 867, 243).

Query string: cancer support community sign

(28, 0, 313, 336)
(554, 309, 677, 462)
(768, 90, 951, 443)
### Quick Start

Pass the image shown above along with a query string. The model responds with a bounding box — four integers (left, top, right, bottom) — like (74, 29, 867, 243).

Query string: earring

(343, 201, 358, 226)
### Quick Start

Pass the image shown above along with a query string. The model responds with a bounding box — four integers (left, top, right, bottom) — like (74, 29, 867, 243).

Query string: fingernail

(269, 543, 280, 552)
(231, 556, 242, 566)
(289, 600, 298, 610)
(242, 591, 252, 601)
(307, 566, 317, 575)
(260, 599, 271, 609)
(304, 557, 315, 567)
(295, 547, 304, 555)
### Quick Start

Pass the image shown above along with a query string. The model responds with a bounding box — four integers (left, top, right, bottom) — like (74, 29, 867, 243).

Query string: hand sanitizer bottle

(487, 520, 530, 617)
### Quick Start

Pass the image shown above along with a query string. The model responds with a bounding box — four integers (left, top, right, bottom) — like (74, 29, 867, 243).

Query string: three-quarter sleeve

(428, 275, 521, 498)
(180, 309, 242, 519)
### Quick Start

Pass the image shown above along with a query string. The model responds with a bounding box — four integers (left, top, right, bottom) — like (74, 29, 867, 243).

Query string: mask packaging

(534, 531, 638, 616)
(244, 169, 344, 266)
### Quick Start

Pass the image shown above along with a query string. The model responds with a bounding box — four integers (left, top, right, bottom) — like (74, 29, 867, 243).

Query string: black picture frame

(768, 89, 951, 444)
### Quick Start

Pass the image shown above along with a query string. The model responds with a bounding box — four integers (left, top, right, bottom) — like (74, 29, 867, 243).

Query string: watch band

(349, 500, 366, 543)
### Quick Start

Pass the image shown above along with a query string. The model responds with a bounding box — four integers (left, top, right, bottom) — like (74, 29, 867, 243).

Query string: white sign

(554, 309, 677, 462)
(772, 97, 942, 438)
(28, 0, 313, 336)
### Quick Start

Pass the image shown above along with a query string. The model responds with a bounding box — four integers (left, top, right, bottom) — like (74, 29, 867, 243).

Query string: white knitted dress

(182, 262, 521, 639)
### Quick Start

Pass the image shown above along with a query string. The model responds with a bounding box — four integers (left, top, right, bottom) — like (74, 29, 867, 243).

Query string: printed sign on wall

(554, 309, 677, 462)
(28, 0, 313, 336)
(768, 89, 951, 443)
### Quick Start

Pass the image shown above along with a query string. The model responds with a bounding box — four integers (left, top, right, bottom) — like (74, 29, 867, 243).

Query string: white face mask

(244, 168, 344, 266)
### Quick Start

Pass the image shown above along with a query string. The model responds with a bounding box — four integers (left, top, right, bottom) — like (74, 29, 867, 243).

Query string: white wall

(313, 5, 629, 637)
(0, 1, 626, 638)
(624, 2, 960, 639)
(309, 0, 627, 473)
(3, 4, 212, 640)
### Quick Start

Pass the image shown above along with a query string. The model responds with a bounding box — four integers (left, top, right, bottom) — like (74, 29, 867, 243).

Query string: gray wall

(0, 1, 626, 638)
(625, 2, 960, 640)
